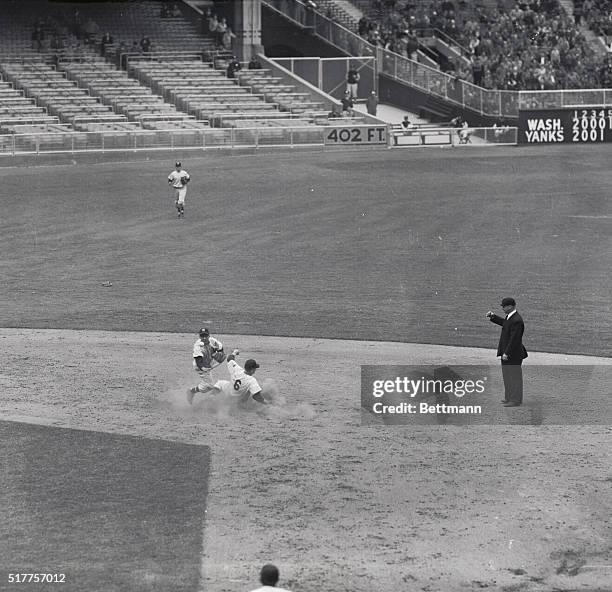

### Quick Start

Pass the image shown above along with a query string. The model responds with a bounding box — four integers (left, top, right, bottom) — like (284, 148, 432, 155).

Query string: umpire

(486, 297, 528, 407)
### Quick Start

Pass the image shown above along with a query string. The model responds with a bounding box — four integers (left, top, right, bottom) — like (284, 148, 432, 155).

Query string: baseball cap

(244, 359, 260, 371)
(175, 161, 181, 167)
(501, 297, 516, 307)
(198, 328, 210, 336)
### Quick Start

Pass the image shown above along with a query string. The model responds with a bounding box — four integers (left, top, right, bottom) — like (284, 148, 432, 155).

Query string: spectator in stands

(346, 65, 360, 99)
(471, 56, 484, 86)
(340, 90, 354, 115)
(248, 55, 263, 69)
(450, 114, 464, 127)
(72, 9, 82, 39)
(50, 34, 64, 52)
(116, 41, 128, 67)
(169, 2, 181, 17)
(599, 55, 612, 85)
(131, 40, 142, 55)
(208, 13, 219, 39)
(358, 16, 369, 36)
(574, 1, 583, 25)
(140, 35, 151, 53)
(222, 26, 236, 50)
(215, 17, 228, 49)
(249, 564, 292, 592)
(406, 32, 419, 60)
(401, 115, 416, 132)
(366, 91, 379, 116)
(201, 7, 212, 32)
(83, 18, 99, 45)
(100, 32, 113, 56)
(328, 105, 342, 118)
(355, 0, 604, 91)
(31, 23, 45, 52)
(226, 56, 242, 78)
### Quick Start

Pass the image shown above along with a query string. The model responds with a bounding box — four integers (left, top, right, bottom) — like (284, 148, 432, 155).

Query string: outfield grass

(0, 145, 610, 356)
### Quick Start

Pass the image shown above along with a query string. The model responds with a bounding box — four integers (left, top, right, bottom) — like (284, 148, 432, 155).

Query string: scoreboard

(518, 107, 612, 144)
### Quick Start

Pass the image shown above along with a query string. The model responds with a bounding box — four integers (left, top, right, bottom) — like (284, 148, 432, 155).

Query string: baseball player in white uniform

(187, 328, 225, 404)
(168, 161, 190, 218)
(187, 349, 266, 406)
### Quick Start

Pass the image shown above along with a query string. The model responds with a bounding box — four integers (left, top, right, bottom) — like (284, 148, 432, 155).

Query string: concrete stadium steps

(139, 120, 210, 131)
(126, 58, 294, 128)
(36, 95, 101, 110)
(129, 62, 221, 85)
(0, 0, 214, 66)
(153, 78, 245, 99)
(1, 123, 74, 134)
(173, 93, 268, 111)
(74, 121, 144, 132)
(235, 70, 328, 115)
(0, 105, 46, 117)
(47, 0, 207, 53)
(193, 104, 280, 123)
(0, 97, 38, 108)
(57, 60, 197, 125)
(0, 61, 123, 125)
(0, 116, 60, 132)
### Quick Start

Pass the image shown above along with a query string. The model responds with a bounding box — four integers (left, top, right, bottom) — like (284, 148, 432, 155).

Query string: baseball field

(0, 144, 611, 592)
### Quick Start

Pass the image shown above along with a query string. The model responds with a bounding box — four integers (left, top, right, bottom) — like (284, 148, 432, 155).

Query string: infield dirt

(1, 328, 610, 592)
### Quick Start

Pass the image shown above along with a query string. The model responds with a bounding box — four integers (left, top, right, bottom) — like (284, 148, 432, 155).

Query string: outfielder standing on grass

(167, 161, 190, 218)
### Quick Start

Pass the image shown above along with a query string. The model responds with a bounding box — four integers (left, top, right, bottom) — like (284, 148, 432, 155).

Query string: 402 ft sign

(325, 126, 387, 145)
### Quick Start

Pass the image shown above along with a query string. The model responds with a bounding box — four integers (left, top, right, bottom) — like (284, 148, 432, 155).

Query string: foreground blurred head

(260, 564, 279, 586)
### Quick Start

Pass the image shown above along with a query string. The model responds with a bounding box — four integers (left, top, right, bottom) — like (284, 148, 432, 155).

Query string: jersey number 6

(233, 379, 242, 391)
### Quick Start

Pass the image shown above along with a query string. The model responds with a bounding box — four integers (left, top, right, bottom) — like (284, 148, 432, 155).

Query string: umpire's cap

(501, 297, 516, 307)
(244, 359, 260, 371)
(260, 564, 279, 586)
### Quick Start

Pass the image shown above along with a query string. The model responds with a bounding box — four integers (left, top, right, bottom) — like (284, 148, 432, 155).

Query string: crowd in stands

(577, 0, 612, 37)
(356, 0, 612, 90)
(204, 9, 238, 50)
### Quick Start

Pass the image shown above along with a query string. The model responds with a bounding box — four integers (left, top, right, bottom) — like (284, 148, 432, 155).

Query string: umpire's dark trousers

(501, 361, 523, 404)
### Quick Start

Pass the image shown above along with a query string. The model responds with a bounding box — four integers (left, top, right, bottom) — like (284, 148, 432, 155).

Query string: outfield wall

(0, 124, 517, 156)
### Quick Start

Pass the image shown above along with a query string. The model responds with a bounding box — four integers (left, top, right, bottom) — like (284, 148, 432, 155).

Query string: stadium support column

(233, 0, 264, 62)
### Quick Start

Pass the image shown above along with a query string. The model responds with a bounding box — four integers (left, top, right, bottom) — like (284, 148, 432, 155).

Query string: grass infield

(0, 145, 610, 356)
(0, 421, 210, 592)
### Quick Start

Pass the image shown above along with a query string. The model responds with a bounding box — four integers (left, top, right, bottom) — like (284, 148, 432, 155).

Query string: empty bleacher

(128, 58, 288, 126)
(0, 0, 370, 153)
(0, 61, 121, 126)
(236, 69, 329, 118)
(60, 60, 206, 129)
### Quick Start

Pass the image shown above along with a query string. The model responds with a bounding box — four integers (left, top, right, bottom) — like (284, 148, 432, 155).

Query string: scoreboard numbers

(519, 107, 612, 144)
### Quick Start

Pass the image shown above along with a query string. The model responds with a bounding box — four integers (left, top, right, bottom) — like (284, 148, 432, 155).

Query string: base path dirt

(1, 328, 611, 592)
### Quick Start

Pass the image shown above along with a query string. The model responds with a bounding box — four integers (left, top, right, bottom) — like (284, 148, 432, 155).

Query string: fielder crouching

(187, 347, 267, 407)
(187, 328, 225, 404)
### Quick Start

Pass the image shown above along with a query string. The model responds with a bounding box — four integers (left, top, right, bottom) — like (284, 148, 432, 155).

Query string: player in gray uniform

(167, 161, 190, 218)
(187, 328, 225, 403)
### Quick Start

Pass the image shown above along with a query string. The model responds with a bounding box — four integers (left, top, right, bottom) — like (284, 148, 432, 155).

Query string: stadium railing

(518, 89, 612, 109)
(0, 123, 517, 156)
(262, 0, 612, 118)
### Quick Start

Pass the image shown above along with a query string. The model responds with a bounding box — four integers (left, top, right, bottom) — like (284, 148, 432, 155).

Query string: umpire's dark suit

(489, 310, 528, 404)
